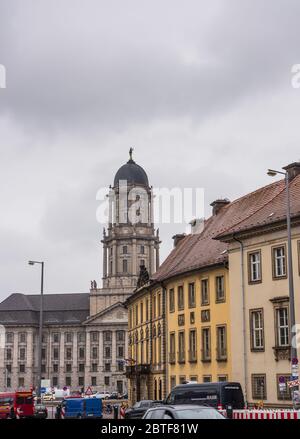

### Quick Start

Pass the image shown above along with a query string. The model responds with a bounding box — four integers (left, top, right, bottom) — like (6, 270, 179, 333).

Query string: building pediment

(83, 302, 127, 326)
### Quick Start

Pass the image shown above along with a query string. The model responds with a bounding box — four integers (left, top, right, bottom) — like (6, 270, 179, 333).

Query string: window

(277, 374, 292, 400)
(66, 347, 72, 360)
(78, 347, 85, 359)
(19, 364, 25, 373)
(6, 333, 13, 343)
(118, 362, 124, 372)
(252, 374, 267, 400)
(123, 259, 128, 273)
(52, 377, 58, 387)
(117, 346, 124, 358)
(158, 293, 161, 316)
(116, 331, 125, 342)
(6, 377, 11, 388)
(135, 305, 139, 325)
(248, 251, 262, 283)
(276, 307, 289, 347)
(91, 363, 97, 372)
(19, 332, 26, 344)
(178, 331, 185, 363)
(123, 245, 127, 254)
(169, 289, 175, 312)
(78, 363, 85, 373)
(104, 331, 112, 342)
(201, 279, 209, 305)
(78, 377, 84, 387)
(105, 347, 111, 358)
(153, 296, 156, 318)
(52, 333, 60, 343)
(188, 283, 196, 308)
(146, 299, 149, 321)
(170, 376, 176, 390)
(216, 326, 227, 360)
(6, 348, 12, 360)
(179, 376, 186, 384)
(53, 347, 59, 360)
(66, 363, 72, 373)
(177, 286, 184, 310)
(41, 348, 46, 360)
(140, 259, 145, 267)
(272, 245, 286, 278)
(19, 348, 26, 361)
(65, 332, 73, 343)
(104, 376, 110, 386)
(140, 245, 145, 254)
(105, 363, 111, 372)
(169, 333, 175, 364)
(190, 312, 195, 324)
(65, 377, 71, 387)
(53, 364, 59, 373)
(250, 309, 264, 350)
(6, 364, 11, 373)
(201, 309, 210, 323)
(91, 377, 97, 386)
(91, 331, 98, 342)
(18, 377, 25, 388)
(203, 375, 212, 383)
(92, 347, 98, 359)
(78, 332, 86, 343)
(218, 375, 228, 382)
(216, 276, 225, 302)
(201, 328, 211, 361)
(189, 330, 197, 362)
(117, 381, 123, 394)
(178, 314, 185, 326)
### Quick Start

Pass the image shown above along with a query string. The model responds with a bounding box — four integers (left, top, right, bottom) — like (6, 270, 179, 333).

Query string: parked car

(107, 391, 119, 400)
(165, 382, 244, 410)
(125, 400, 162, 419)
(93, 391, 110, 399)
(61, 397, 102, 419)
(120, 392, 128, 400)
(34, 404, 48, 419)
(143, 405, 225, 419)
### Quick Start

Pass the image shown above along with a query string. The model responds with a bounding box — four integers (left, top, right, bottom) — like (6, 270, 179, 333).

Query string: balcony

(177, 351, 185, 364)
(273, 345, 290, 361)
(169, 352, 176, 364)
(188, 350, 197, 363)
(201, 349, 211, 363)
(125, 364, 151, 377)
(216, 348, 227, 362)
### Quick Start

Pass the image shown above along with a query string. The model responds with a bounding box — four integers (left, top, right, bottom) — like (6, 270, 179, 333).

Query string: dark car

(34, 404, 48, 419)
(143, 405, 225, 419)
(166, 382, 244, 410)
(125, 400, 162, 419)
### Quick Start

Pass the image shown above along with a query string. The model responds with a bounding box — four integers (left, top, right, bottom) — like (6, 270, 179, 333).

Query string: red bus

(0, 391, 34, 419)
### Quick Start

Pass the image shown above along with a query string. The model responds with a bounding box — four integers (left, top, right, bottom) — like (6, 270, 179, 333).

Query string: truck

(62, 397, 102, 419)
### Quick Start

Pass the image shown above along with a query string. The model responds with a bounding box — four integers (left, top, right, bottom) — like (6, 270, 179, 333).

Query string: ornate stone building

(0, 151, 160, 394)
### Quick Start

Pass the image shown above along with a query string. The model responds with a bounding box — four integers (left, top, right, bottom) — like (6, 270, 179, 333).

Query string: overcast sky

(0, 0, 300, 301)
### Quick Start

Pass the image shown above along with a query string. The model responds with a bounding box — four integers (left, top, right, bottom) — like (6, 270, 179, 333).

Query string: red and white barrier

(220, 409, 300, 420)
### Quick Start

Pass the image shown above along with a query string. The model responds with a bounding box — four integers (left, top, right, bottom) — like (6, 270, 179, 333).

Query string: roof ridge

(215, 179, 287, 237)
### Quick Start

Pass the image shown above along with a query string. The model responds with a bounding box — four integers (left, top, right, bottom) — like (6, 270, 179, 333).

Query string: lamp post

(267, 168, 298, 407)
(28, 260, 44, 398)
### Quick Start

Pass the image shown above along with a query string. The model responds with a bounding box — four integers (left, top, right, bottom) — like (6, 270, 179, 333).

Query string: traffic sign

(292, 358, 299, 365)
(40, 387, 46, 394)
(279, 376, 286, 384)
(287, 379, 300, 388)
(85, 386, 93, 395)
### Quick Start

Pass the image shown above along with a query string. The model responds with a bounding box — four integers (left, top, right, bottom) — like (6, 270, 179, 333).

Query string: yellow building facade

(165, 267, 231, 390)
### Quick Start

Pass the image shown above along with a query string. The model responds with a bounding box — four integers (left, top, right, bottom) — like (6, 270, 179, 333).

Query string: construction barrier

(219, 409, 300, 419)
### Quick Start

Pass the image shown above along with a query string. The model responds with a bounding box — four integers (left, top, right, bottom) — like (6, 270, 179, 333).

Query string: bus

(0, 391, 34, 419)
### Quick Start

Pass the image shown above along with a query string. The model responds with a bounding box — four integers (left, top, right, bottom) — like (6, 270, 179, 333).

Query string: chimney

(172, 233, 186, 248)
(210, 198, 230, 216)
(189, 218, 205, 234)
(283, 161, 300, 180)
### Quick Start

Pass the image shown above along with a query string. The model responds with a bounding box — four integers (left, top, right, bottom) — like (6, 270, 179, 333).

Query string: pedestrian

(10, 405, 15, 419)
(55, 403, 62, 419)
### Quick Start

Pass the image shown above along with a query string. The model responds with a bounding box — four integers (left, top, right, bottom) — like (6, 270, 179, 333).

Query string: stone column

(103, 244, 108, 278)
(99, 331, 103, 387)
(85, 331, 90, 387)
(108, 190, 113, 225)
(112, 242, 117, 275)
(149, 241, 154, 275)
(132, 238, 137, 276)
(155, 244, 160, 271)
(112, 331, 116, 374)
(59, 332, 65, 388)
(150, 188, 154, 225)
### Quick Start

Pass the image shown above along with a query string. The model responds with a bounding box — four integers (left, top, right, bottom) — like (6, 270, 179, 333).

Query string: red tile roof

(152, 174, 300, 282)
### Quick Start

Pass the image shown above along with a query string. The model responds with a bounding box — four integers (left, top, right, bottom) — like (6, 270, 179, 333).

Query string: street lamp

(28, 260, 44, 398)
(267, 168, 298, 406)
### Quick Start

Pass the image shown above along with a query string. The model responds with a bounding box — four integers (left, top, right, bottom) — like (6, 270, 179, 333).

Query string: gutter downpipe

(233, 235, 248, 407)
(161, 281, 168, 400)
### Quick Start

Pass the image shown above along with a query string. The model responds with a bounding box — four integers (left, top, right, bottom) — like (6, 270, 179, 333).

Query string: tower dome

(113, 148, 149, 187)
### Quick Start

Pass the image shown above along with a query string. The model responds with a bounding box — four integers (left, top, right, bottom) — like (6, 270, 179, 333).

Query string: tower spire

(129, 147, 134, 162)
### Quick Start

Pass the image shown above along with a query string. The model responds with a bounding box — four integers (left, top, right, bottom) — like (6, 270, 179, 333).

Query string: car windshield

(176, 408, 224, 419)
